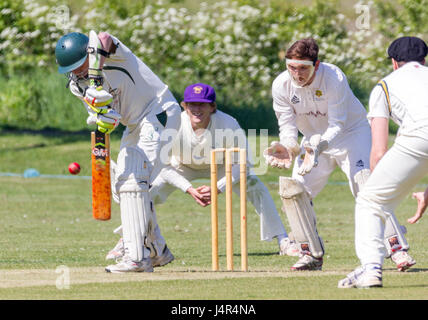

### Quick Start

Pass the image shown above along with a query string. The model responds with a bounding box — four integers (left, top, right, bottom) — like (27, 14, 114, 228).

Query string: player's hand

(196, 185, 211, 202)
(263, 141, 295, 169)
(84, 86, 113, 112)
(96, 109, 121, 134)
(298, 134, 328, 176)
(408, 191, 428, 224)
(187, 187, 210, 207)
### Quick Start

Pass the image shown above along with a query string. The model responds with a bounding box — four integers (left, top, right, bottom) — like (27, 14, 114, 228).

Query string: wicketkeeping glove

(298, 134, 328, 176)
(263, 139, 300, 169)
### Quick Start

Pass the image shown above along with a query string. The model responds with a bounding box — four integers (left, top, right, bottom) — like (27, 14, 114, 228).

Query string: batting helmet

(55, 32, 89, 74)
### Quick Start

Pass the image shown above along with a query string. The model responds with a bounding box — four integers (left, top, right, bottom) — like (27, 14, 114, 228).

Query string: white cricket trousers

(292, 125, 371, 198)
(355, 133, 428, 266)
(150, 165, 287, 242)
(116, 97, 181, 261)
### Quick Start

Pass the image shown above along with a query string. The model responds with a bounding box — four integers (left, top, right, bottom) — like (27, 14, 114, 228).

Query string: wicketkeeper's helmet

(55, 32, 89, 74)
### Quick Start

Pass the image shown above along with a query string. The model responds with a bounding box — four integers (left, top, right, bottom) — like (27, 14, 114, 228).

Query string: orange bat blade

(91, 131, 111, 220)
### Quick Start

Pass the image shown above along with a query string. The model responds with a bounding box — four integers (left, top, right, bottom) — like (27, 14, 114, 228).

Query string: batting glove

(96, 109, 121, 134)
(84, 86, 113, 113)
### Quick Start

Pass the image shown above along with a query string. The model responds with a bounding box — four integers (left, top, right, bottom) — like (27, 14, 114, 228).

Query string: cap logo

(193, 86, 203, 94)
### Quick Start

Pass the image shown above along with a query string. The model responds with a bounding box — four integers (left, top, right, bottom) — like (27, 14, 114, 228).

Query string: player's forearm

(279, 131, 299, 148)
(97, 32, 113, 70)
(321, 95, 347, 147)
(162, 166, 192, 192)
(370, 117, 390, 171)
(217, 164, 241, 193)
(275, 111, 299, 145)
(370, 148, 388, 171)
(98, 32, 113, 51)
(320, 121, 344, 149)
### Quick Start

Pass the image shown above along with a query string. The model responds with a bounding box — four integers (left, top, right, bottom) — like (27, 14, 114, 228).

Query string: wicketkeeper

(55, 31, 181, 273)
(106, 83, 299, 260)
(265, 38, 373, 271)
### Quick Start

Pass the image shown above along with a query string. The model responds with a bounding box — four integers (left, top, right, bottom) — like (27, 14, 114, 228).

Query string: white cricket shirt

(69, 34, 171, 128)
(170, 110, 246, 171)
(272, 62, 369, 150)
(368, 62, 428, 137)
(101, 36, 170, 127)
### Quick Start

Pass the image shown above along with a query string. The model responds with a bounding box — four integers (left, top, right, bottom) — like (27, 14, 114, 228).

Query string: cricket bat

(91, 130, 111, 220)
(88, 30, 111, 220)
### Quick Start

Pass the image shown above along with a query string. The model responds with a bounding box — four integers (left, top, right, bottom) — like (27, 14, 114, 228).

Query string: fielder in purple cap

(183, 83, 216, 103)
(181, 83, 217, 131)
(144, 82, 298, 257)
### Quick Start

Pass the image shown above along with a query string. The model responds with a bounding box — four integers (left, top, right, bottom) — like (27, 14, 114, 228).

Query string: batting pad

(115, 146, 150, 193)
(120, 191, 153, 262)
(115, 146, 152, 261)
(384, 213, 409, 256)
(110, 160, 119, 204)
(279, 176, 324, 258)
(145, 206, 167, 258)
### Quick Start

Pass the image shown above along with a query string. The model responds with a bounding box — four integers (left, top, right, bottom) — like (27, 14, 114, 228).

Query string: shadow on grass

(388, 283, 428, 289)
(220, 252, 279, 258)
(400, 268, 428, 273)
(383, 267, 428, 273)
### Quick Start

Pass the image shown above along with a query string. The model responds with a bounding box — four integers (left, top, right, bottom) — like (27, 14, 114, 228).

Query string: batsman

(55, 31, 181, 273)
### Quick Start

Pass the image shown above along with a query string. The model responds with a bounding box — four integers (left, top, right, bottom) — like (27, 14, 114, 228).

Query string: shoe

(106, 237, 125, 260)
(391, 250, 416, 272)
(105, 256, 154, 273)
(337, 266, 365, 288)
(279, 238, 300, 256)
(338, 265, 382, 288)
(291, 252, 323, 271)
(151, 245, 175, 267)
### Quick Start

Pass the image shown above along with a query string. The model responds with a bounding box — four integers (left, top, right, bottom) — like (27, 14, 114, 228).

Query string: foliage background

(0, 0, 427, 132)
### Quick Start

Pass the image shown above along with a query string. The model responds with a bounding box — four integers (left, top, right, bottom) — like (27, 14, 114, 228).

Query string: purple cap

(183, 83, 216, 103)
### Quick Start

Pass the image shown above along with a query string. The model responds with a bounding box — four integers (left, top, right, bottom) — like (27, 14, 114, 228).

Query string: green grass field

(0, 130, 428, 302)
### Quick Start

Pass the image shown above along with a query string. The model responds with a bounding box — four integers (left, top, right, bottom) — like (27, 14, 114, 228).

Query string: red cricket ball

(68, 162, 81, 175)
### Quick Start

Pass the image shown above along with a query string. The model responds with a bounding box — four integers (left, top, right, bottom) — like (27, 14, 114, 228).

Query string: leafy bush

(1, 0, 425, 133)
(0, 0, 81, 74)
(0, 70, 88, 130)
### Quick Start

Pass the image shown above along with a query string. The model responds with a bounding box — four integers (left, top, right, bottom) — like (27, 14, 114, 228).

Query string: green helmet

(55, 32, 89, 74)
